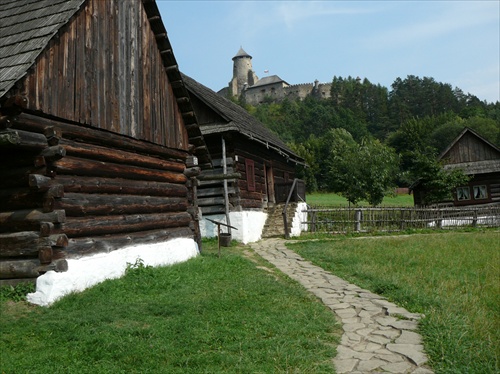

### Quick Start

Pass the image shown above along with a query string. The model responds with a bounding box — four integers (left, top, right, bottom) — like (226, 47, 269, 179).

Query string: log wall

(197, 134, 298, 214)
(0, 113, 194, 284)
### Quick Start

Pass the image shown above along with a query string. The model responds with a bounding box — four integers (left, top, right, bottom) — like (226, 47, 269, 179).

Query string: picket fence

(302, 205, 500, 234)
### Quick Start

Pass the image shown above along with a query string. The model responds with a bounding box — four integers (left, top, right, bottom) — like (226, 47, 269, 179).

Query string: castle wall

(242, 82, 332, 105)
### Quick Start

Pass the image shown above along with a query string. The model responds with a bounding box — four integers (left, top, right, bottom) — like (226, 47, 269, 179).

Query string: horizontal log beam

(197, 186, 235, 198)
(40, 145, 66, 161)
(0, 231, 40, 257)
(60, 139, 185, 172)
(62, 212, 192, 238)
(55, 193, 188, 216)
(54, 175, 187, 197)
(0, 115, 13, 129)
(198, 172, 240, 181)
(184, 166, 201, 178)
(0, 258, 67, 279)
(0, 188, 55, 212)
(0, 166, 47, 189)
(0, 209, 65, 233)
(200, 206, 225, 215)
(39, 234, 69, 248)
(51, 156, 187, 184)
(0, 129, 48, 149)
(57, 227, 194, 259)
(198, 197, 226, 207)
(12, 113, 189, 161)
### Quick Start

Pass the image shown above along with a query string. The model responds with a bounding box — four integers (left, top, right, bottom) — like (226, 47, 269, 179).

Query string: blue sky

(157, 1, 500, 103)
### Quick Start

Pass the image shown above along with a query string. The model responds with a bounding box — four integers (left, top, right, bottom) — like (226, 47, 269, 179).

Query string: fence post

(472, 209, 478, 227)
(400, 209, 404, 230)
(437, 209, 443, 229)
(355, 209, 361, 232)
(311, 211, 316, 233)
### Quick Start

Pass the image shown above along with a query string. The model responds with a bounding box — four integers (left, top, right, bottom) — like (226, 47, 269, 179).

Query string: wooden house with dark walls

(181, 74, 307, 243)
(411, 128, 500, 207)
(0, 0, 210, 305)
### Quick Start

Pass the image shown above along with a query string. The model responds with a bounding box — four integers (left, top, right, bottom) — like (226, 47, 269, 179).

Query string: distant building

(411, 128, 500, 207)
(218, 47, 331, 105)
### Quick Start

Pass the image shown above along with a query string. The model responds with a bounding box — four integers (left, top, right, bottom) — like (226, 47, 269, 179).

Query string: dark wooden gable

(440, 128, 500, 165)
(6, 0, 188, 150)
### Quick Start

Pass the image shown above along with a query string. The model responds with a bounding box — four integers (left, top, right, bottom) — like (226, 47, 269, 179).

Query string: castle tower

(229, 47, 258, 97)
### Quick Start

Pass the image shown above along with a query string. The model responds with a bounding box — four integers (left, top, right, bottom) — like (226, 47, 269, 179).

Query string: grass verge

(306, 192, 414, 207)
(1, 239, 339, 373)
(288, 230, 500, 373)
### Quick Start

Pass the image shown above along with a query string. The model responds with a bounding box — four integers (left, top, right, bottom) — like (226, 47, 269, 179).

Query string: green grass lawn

(306, 192, 414, 207)
(1, 239, 340, 373)
(288, 230, 500, 374)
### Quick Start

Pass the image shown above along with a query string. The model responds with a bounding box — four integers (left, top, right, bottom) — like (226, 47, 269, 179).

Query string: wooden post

(355, 209, 362, 232)
(222, 137, 231, 236)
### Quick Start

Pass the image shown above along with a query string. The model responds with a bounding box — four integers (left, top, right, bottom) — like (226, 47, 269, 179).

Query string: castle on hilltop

(218, 47, 332, 105)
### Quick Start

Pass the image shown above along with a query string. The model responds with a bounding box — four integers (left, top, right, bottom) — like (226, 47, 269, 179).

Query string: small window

(245, 159, 255, 192)
(456, 186, 470, 201)
(473, 185, 488, 200)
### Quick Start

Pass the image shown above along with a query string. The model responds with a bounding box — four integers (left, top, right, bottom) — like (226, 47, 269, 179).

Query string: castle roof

(232, 46, 252, 60)
(249, 75, 289, 88)
(182, 73, 305, 166)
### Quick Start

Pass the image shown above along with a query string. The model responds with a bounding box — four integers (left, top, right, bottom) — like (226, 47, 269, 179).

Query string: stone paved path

(249, 238, 433, 374)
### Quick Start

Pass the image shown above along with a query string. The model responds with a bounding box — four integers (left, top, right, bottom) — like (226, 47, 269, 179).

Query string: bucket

(219, 233, 232, 247)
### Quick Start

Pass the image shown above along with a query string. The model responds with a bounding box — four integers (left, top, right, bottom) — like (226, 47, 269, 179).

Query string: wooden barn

(0, 0, 210, 303)
(181, 74, 306, 243)
(412, 128, 500, 206)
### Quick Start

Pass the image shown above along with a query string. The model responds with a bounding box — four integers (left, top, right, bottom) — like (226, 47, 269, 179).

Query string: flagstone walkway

(249, 238, 433, 374)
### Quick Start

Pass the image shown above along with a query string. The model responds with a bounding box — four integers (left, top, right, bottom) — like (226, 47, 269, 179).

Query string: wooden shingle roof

(0, 0, 86, 98)
(181, 73, 305, 166)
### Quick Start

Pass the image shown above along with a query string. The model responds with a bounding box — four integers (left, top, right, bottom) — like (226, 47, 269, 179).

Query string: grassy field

(288, 230, 500, 373)
(0, 239, 340, 373)
(306, 192, 414, 207)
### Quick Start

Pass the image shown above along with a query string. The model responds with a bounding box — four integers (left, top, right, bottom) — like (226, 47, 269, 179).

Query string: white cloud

(275, 1, 373, 30)
(365, 1, 499, 48)
(228, 1, 374, 38)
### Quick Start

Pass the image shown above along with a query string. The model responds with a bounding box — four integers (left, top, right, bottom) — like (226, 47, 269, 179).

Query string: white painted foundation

(27, 238, 199, 307)
(290, 202, 308, 237)
(200, 211, 267, 244)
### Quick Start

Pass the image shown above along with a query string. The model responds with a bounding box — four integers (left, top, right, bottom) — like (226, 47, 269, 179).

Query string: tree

(326, 129, 400, 205)
(407, 152, 470, 205)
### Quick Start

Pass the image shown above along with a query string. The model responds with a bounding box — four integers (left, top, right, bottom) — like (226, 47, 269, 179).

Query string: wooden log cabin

(0, 0, 210, 302)
(181, 74, 307, 243)
(411, 127, 500, 206)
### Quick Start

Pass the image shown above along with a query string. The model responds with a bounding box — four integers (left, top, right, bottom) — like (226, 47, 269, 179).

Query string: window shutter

(245, 159, 255, 192)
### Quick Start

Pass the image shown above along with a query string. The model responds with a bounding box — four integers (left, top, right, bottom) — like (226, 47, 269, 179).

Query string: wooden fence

(303, 205, 500, 234)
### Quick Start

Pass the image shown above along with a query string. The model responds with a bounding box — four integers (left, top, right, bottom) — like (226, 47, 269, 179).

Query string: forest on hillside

(241, 75, 500, 205)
